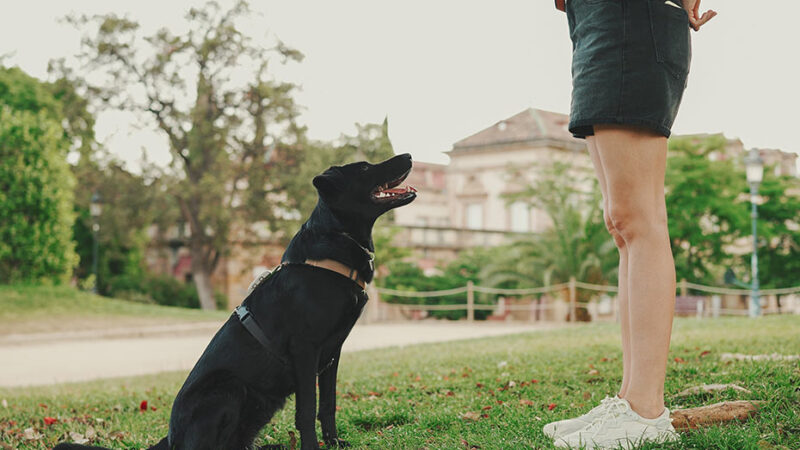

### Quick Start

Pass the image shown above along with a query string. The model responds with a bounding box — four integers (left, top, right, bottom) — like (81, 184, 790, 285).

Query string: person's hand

(681, 0, 717, 31)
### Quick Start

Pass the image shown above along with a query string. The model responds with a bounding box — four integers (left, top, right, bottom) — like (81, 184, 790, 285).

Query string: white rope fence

(375, 277, 800, 322)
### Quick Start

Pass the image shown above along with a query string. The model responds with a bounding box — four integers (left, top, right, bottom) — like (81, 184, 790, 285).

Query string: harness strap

(234, 305, 289, 366)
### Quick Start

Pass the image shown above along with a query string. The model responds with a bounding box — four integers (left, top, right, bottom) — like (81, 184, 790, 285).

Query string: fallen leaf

(69, 431, 88, 444)
(446, 391, 455, 397)
(38, 403, 48, 409)
(583, 392, 592, 401)
(531, 379, 539, 384)
(481, 406, 492, 411)
(1, 399, 7, 408)
(388, 386, 397, 392)
(140, 400, 148, 412)
(43, 417, 58, 426)
(23, 427, 43, 440)
(548, 403, 557, 411)
(460, 411, 481, 421)
(288, 430, 297, 450)
(674, 357, 686, 364)
(520, 399, 534, 406)
(700, 350, 711, 357)
(85, 425, 96, 439)
(587, 369, 599, 376)
(475, 383, 484, 388)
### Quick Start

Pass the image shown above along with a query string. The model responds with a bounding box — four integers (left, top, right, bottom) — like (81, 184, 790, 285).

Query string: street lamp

(744, 149, 763, 317)
(90, 192, 102, 294)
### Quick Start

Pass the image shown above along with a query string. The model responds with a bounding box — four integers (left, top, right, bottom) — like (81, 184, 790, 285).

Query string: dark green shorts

(566, 0, 692, 139)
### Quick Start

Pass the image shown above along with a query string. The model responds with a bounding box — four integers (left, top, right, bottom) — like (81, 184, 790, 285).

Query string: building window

(466, 203, 483, 230)
(510, 201, 530, 232)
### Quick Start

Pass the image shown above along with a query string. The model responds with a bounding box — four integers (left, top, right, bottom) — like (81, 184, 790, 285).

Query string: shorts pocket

(647, 0, 691, 80)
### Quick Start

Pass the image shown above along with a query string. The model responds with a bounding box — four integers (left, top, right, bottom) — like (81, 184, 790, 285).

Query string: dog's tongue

(384, 185, 416, 194)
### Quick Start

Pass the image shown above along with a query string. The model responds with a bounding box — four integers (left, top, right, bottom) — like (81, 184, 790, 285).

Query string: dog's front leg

(318, 348, 349, 448)
(292, 344, 321, 450)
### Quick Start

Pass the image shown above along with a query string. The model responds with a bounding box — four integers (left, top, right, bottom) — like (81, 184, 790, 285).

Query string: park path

(0, 321, 561, 388)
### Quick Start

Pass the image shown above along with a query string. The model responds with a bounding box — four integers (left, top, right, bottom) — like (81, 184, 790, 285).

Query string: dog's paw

(323, 438, 351, 448)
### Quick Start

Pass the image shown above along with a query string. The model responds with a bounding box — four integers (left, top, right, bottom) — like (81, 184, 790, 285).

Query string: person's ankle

(623, 396, 665, 419)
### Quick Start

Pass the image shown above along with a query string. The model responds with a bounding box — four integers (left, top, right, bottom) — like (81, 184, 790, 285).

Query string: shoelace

(582, 397, 630, 436)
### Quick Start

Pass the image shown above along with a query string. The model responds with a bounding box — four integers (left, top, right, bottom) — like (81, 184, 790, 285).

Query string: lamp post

(90, 192, 102, 293)
(744, 149, 763, 318)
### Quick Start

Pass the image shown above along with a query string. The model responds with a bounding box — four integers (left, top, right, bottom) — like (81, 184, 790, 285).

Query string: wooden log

(670, 400, 764, 431)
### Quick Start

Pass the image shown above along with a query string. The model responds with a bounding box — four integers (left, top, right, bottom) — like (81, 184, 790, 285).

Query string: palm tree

(480, 161, 618, 320)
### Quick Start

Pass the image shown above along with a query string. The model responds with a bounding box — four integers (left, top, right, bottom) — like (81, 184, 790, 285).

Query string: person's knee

(603, 209, 626, 249)
(607, 204, 666, 244)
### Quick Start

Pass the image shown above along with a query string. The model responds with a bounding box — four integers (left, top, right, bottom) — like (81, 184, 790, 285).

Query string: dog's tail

(53, 436, 168, 450)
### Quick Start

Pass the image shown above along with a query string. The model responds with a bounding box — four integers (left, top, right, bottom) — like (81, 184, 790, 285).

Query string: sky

(1, 0, 798, 170)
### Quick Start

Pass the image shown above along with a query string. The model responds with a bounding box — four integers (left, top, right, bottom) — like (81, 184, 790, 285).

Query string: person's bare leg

(586, 136, 632, 398)
(592, 124, 676, 419)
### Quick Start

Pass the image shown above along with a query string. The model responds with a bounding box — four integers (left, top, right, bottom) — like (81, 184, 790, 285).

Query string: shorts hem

(569, 117, 672, 139)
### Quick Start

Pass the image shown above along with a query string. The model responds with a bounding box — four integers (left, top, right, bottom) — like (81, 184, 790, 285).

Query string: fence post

(569, 276, 577, 323)
(467, 281, 475, 322)
(680, 278, 687, 297)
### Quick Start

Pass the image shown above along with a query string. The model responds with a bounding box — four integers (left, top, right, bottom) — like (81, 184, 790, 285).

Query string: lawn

(0, 285, 228, 335)
(1, 315, 798, 449)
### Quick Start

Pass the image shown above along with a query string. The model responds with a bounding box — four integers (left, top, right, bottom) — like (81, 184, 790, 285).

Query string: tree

(0, 67, 78, 283)
(68, 1, 306, 308)
(665, 136, 749, 285)
(482, 161, 617, 301)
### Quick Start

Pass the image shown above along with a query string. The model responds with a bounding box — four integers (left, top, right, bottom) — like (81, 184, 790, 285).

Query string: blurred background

(1, 0, 798, 323)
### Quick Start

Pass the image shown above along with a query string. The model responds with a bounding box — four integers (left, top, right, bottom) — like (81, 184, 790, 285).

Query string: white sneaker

(553, 397, 679, 449)
(542, 396, 618, 439)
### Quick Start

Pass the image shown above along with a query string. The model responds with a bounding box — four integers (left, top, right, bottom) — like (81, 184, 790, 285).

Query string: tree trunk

(192, 268, 217, 310)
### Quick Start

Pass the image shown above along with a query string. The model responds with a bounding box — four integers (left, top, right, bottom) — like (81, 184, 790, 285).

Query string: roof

(450, 108, 582, 151)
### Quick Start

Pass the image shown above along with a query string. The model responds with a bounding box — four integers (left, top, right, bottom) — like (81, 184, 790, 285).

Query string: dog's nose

(400, 153, 412, 160)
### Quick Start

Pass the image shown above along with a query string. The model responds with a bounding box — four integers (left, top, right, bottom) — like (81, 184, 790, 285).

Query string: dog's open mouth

(371, 169, 417, 203)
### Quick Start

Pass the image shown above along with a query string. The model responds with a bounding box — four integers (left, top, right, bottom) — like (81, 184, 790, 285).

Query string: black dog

(55, 153, 416, 450)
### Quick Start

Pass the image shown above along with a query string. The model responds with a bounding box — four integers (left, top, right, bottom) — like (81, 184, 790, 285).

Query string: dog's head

(313, 153, 417, 219)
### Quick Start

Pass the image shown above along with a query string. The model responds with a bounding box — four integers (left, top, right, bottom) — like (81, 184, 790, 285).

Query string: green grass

(0, 285, 228, 335)
(1, 316, 799, 449)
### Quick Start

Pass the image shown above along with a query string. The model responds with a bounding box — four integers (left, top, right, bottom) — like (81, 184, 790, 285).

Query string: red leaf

(481, 413, 489, 418)
(38, 403, 48, 409)
(150, 406, 157, 411)
(699, 350, 711, 357)
(475, 383, 484, 388)
(335, 406, 342, 411)
(481, 406, 492, 411)
(519, 399, 534, 406)
(43, 416, 58, 426)
(548, 403, 557, 411)
(531, 379, 539, 384)
(446, 391, 455, 397)
(139, 400, 148, 412)
(674, 357, 686, 364)
(388, 386, 397, 392)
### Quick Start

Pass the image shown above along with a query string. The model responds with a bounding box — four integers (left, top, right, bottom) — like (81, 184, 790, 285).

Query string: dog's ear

(313, 168, 344, 199)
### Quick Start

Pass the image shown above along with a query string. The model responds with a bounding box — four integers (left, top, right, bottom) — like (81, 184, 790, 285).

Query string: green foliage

(739, 166, 800, 290)
(67, 0, 307, 309)
(665, 136, 749, 286)
(107, 272, 226, 310)
(380, 248, 496, 320)
(481, 161, 616, 302)
(665, 136, 800, 290)
(0, 107, 78, 283)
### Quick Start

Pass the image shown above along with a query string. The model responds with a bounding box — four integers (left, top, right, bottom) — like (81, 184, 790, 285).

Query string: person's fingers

(693, 10, 717, 30)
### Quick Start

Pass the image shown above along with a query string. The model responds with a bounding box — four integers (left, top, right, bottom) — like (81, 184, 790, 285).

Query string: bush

(0, 107, 77, 283)
(107, 272, 227, 310)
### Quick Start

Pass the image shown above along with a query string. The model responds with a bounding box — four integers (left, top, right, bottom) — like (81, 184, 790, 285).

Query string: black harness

(233, 242, 371, 371)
